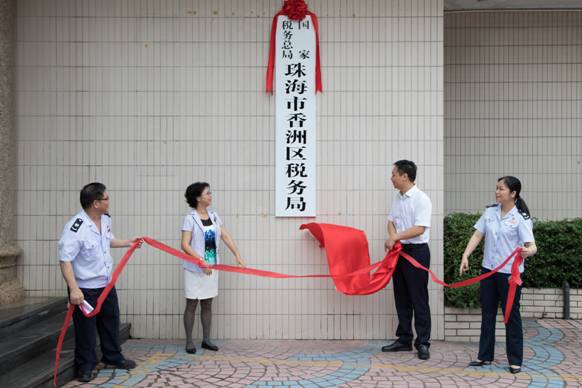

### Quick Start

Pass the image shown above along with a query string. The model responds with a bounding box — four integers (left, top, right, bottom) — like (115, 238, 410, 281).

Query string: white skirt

(184, 268, 219, 300)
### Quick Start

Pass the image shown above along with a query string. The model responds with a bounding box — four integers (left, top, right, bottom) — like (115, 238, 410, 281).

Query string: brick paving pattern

(63, 319, 582, 387)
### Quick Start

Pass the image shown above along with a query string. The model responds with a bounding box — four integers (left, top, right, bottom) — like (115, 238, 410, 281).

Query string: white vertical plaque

(275, 15, 316, 217)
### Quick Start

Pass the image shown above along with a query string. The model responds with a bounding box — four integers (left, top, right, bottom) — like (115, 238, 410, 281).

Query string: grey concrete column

(0, 0, 23, 305)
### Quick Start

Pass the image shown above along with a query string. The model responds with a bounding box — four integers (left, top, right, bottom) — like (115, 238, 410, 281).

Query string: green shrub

(522, 219, 582, 288)
(443, 214, 582, 308)
(443, 213, 483, 308)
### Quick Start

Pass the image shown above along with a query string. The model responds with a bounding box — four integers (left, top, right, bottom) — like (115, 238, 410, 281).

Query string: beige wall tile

(16, 0, 444, 339)
(445, 11, 582, 219)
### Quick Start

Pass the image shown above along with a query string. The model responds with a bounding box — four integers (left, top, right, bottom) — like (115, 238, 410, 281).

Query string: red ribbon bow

(283, 0, 308, 20)
(265, 0, 322, 93)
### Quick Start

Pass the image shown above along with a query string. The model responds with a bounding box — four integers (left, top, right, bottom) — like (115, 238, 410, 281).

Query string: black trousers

(72, 287, 125, 374)
(393, 243, 431, 348)
(478, 268, 523, 366)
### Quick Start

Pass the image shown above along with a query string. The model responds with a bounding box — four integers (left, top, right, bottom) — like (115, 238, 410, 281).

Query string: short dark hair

(393, 160, 417, 182)
(185, 182, 210, 208)
(80, 182, 107, 209)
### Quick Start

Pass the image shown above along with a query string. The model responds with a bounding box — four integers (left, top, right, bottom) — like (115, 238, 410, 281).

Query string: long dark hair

(498, 176, 531, 219)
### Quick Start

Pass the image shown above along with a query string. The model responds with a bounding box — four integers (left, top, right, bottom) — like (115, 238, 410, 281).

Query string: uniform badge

(70, 218, 83, 233)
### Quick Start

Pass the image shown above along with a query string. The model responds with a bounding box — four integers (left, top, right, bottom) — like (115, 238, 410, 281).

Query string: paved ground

(63, 319, 582, 387)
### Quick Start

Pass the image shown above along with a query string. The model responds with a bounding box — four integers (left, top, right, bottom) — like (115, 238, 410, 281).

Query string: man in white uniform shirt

(59, 182, 140, 382)
(381, 160, 433, 360)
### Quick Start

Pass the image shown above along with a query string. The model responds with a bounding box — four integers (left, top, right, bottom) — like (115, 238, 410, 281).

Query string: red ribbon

(53, 235, 378, 386)
(53, 223, 523, 386)
(505, 253, 524, 324)
(265, 0, 322, 93)
(301, 223, 524, 322)
(53, 242, 140, 386)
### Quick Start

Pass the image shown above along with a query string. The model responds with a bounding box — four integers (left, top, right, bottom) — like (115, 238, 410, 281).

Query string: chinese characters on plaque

(275, 15, 316, 217)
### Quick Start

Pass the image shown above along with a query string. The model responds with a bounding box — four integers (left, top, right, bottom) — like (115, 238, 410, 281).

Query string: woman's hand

(459, 231, 484, 276)
(519, 246, 531, 259)
(221, 227, 244, 267)
(459, 256, 470, 275)
(519, 242, 537, 259)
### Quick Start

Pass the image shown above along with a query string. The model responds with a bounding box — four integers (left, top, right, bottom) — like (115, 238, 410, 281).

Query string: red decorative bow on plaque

(266, 0, 322, 93)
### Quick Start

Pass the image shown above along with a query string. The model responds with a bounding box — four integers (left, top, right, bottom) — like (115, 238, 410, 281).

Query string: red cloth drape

(300, 223, 523, 318)
(299, 223, 399, 295)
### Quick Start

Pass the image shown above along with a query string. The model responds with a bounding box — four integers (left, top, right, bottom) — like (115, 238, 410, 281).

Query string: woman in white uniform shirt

(460, 176, 537, 374)
(181, 182, 245, 353)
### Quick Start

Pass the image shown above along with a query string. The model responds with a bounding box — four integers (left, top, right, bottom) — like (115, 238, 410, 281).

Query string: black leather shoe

(381, 341, 412, 352)
(103, 358, 136, 370)
(77, 370, 97, 383)
(469, 360, 492, 367)
(202, 341, 219, 351)
(509, 366, 521, 374)
(185, 343, 196, 354)
(417, 344, 430, 360)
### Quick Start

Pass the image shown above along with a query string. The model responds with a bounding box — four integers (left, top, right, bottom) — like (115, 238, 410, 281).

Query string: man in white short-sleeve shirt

(381, 160, 433, 360)
(58, 182, 141, 382)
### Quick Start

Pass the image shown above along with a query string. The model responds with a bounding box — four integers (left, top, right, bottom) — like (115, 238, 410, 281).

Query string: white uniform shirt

(474, 204, 534, 274)
(388, 185, 432, 244)
(58, 210, 114, 289)
(181, 209, 222, 273)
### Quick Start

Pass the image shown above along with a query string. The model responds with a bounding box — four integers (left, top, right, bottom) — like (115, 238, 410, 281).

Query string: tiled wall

(15, 0, 444, 339)
(445, 11, 582, 219)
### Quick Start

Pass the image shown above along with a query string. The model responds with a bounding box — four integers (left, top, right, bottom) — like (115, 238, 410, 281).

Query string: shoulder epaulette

(70, 218, 83, 233)
(486, 203, 497, 208)
(105, 213, 111, 218)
